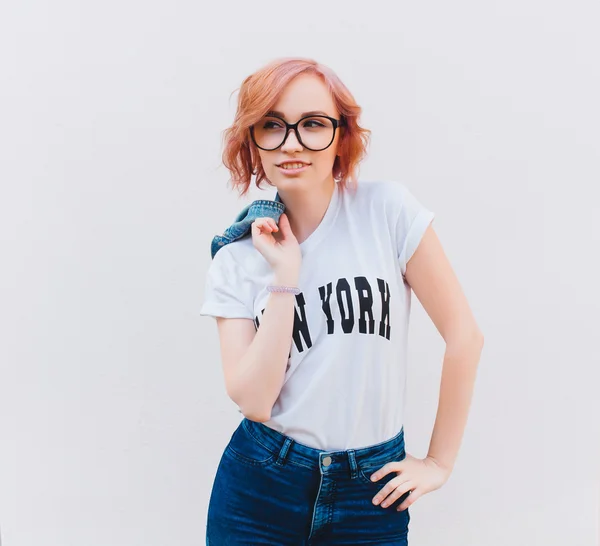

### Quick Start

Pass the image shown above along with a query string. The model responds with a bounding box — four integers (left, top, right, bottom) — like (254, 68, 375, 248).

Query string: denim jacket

(210, 193, 286, 259)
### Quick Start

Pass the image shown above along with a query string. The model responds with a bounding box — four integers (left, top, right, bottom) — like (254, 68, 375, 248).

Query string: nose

(280, 127, 303, 152)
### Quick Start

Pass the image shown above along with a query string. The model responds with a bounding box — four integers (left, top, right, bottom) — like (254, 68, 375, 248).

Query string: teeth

(280, 163, 305, 170)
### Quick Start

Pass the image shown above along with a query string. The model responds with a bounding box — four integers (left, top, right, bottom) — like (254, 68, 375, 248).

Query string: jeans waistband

(242, 418, 405, 473)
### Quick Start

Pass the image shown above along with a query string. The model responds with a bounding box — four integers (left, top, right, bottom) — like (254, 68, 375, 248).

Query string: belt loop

(347, 449, 358, 479)
(276, 437, 294, 466)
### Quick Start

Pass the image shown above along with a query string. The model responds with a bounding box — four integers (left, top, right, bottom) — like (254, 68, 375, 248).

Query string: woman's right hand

(251, 213, 302, 275)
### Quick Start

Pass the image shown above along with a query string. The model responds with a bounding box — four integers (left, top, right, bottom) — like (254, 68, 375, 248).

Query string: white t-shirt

(200, 180, 435, 451)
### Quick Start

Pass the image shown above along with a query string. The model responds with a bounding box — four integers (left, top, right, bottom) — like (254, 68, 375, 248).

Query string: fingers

(277, 212, 289, 229)
(275, 213, 290, 239)
(370, 461, 403, 482)
(252, 217, 279, 235)
(372, 474, 412, 506)
(377, 479, 415, 508)
(397, 488, 421, 512)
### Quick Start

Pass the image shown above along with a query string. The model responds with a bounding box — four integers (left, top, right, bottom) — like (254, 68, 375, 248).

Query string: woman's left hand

(369, 453, 451, 511)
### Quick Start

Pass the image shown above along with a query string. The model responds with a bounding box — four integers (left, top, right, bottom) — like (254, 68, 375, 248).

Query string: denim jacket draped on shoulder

(210, 192, 286, 259)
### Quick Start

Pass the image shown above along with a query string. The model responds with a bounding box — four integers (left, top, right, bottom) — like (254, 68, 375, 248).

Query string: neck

(277, 176, 336, 245)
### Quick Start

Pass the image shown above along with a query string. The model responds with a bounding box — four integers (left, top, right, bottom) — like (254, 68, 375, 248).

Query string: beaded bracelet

(266, 285, 301, 295)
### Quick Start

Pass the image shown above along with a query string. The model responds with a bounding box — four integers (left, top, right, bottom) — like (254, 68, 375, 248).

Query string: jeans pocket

(357, 449, 406, 487)
(224, 420, 278, 468)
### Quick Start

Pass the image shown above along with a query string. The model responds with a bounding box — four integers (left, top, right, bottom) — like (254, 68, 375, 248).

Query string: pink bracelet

(266, 285, 301, 295)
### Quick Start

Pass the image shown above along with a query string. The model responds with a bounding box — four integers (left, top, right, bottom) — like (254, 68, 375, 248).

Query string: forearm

(231, 269, 299, 421)
(426, 332, 484, 472)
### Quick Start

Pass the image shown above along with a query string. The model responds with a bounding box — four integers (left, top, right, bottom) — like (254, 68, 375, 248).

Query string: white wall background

(1, 0, 599, 545)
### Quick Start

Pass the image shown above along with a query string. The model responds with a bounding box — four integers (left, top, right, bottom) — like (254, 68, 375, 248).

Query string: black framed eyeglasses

(250, 114, 344, 152)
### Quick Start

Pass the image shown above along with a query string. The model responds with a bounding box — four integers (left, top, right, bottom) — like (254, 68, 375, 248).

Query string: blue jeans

(206, 418, 411, 545)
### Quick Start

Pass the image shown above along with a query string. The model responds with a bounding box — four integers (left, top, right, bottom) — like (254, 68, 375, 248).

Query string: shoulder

(350, 179, 410, 200)
(213, 236, 268, 275)
(347, 180, 415, 213)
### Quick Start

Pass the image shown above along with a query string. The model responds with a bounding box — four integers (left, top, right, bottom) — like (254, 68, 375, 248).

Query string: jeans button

(322, 456, 332, 467)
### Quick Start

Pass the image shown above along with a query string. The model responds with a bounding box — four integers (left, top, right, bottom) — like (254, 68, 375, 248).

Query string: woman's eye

(263, 121, 282, 130)
(303, 119, 326, 128)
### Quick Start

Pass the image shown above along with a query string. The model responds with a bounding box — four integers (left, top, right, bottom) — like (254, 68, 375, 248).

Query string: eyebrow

(266, 110, 332, 119)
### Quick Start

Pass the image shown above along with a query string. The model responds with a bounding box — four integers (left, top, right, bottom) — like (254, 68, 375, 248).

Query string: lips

(277, 162, 310, 175)
(277, 161, 311, 170)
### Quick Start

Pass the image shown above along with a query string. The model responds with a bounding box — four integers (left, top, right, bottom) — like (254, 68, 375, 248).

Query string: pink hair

(222, 57, 371, 196)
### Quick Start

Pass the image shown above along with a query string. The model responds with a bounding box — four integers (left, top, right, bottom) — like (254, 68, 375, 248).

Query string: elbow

(237, 401, 271, 422)
(243, 410, 271, 423)
(472, 329, 484, 345)
(227, 386, 271, 423)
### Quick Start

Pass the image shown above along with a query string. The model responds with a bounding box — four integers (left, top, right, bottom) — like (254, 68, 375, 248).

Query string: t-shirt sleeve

(199, 247, 255, 320)
(392, 182, 436, 278)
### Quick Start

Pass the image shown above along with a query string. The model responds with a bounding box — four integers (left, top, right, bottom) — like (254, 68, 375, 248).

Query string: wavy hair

(222, 58, 371, 196)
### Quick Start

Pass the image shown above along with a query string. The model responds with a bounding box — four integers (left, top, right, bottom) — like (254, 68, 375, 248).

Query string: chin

(272, 172, 305, 183)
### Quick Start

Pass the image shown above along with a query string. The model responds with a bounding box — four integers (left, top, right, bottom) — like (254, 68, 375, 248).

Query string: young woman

(200, 57, 484, 545)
